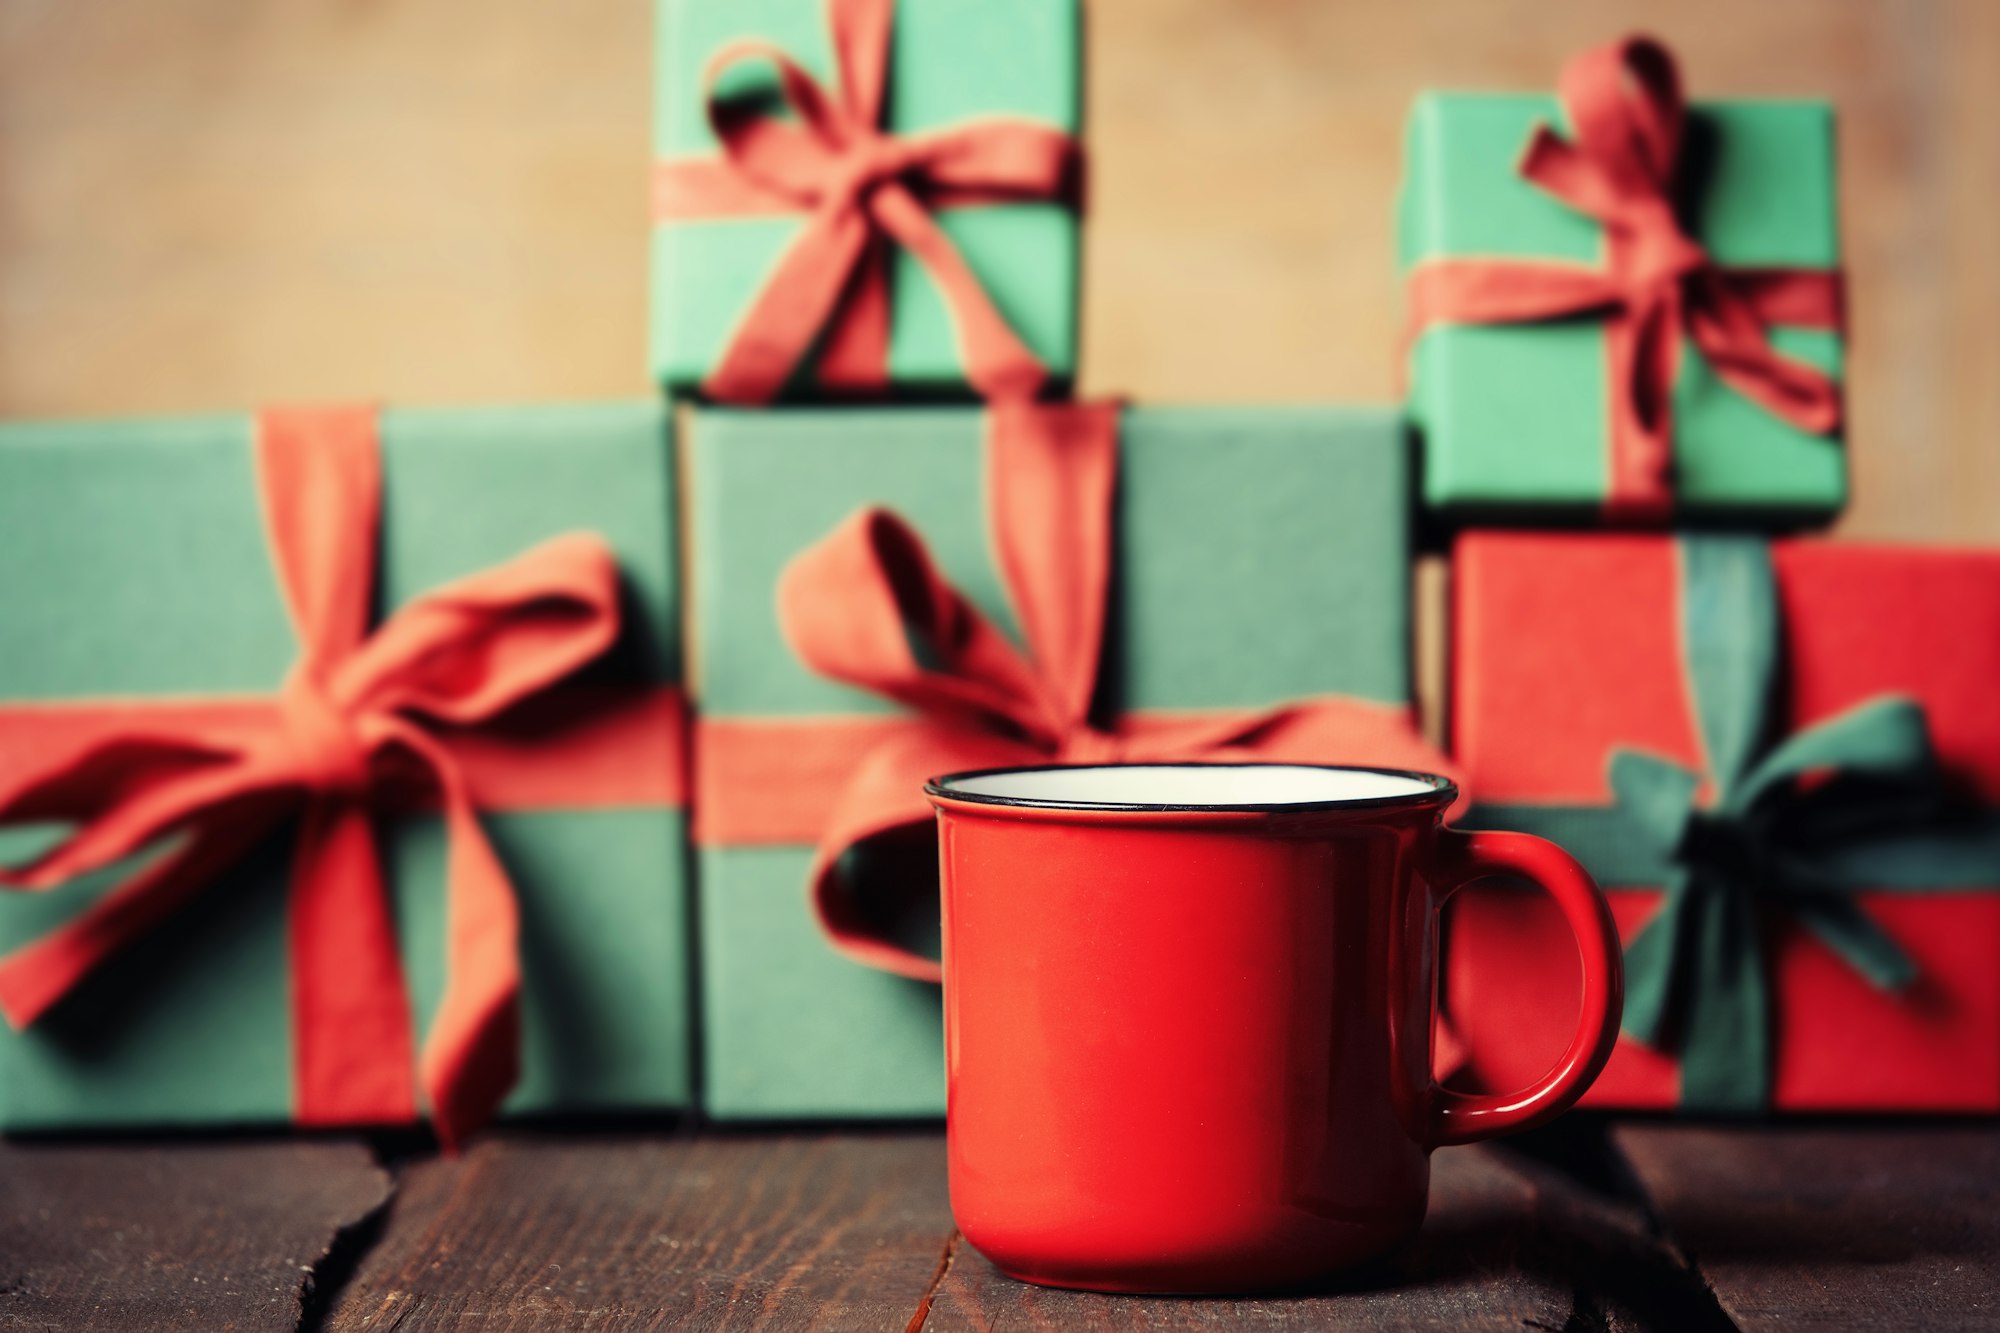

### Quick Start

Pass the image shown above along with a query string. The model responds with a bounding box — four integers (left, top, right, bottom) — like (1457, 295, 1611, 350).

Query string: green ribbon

(1468, 536, 2000, 1113)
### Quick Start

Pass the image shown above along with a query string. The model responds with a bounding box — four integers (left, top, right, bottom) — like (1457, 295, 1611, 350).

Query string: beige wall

(2, 0, 1994, 539)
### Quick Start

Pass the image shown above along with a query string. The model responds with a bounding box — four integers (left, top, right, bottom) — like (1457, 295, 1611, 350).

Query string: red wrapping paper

(1447, 532, 2000, 1110)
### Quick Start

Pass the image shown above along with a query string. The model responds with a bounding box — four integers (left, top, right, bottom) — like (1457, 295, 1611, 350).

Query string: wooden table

(3, 4, 1998, 1330)
(5, 1120, 1996, 1331)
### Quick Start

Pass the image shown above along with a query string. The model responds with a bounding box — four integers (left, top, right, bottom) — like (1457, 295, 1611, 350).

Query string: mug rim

(925, 761, 1458, 816)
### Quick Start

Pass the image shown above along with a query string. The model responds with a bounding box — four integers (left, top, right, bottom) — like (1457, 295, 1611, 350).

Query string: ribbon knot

(277, 670, 373, 799)
(1626, 221, 1709, 293)
(817, 134, 904, 208)
(1401, 34, 1845, 519)
(1604, 538, 1939, 1110)
(654, 0, 1082, 404)
(1675, 808, 1773, 888)
(0, 407, 627, 1148)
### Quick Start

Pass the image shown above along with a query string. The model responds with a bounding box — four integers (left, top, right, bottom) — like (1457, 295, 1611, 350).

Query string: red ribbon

(1400, 35, 1845, 519)
(771, 402, 1459, 982)
(651, 0, 1081, 402)
(0, 406, 647, 1149)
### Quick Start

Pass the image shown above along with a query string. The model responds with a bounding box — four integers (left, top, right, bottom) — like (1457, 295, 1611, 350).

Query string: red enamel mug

(924, 762, 1622, 1294)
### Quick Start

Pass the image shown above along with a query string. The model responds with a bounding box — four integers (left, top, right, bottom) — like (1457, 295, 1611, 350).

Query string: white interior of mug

(934, 764, 1443, 810)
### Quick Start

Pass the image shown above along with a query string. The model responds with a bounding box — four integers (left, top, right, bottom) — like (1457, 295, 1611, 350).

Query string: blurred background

(1, 0, 1994, 541)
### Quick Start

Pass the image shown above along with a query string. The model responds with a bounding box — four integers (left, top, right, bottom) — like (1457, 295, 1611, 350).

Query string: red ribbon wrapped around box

(0, 407, 686, 1148)
(695, 402, 1459, 981)
(1399, 35, 1845, 519)
(652, 0, 1083, 402)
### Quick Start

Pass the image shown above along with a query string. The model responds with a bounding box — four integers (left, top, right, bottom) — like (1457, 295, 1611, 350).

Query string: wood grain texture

(0, 1138, 392, 1332)
(0, 0, 1995, 538)
(319, 1128, 1718, 1332)
(927, 1135, 1724, 1332)
(1616, 1124, 2000, 1333)
(321, 1130, 957, 1332)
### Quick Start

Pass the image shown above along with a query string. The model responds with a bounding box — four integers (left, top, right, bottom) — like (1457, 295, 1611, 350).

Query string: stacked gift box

(661, 0, 1448, 1119)
(0, 6, 1991, 1142)
(1405, 37, 2000, 1112)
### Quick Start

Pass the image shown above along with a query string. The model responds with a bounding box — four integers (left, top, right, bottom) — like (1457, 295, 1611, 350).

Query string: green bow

(1471, 536, 2000, 1112)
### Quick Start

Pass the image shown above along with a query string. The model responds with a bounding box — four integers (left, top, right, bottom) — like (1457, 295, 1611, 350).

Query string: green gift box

(0, 402, 691, 1132)
(650, 0, 1082, 399)
(688, 405, 1418, 1119)
(1396, 37, 1847, 524)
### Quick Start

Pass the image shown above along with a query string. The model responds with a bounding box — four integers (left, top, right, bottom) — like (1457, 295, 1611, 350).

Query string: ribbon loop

(779, 507, 1062, 745)
(1559, 35, 1685, 198)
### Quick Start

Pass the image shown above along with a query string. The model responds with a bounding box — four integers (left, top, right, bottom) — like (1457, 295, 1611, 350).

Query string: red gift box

(1446, 532, 2000, 1111)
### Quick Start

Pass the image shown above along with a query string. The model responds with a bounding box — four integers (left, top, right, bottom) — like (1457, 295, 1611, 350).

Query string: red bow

(1401, 35, 1844, 518)
(776, 402, 1458, 981)
(652, 0, 1081, 403)
(0, 407, 624, 1149)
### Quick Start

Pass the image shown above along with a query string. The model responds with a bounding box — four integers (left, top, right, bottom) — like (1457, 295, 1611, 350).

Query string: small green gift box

(0, 403, 690, 1135)
(688, 405, 1425, 1119)
(1397, 36, 1847, 524)
(651, 0, 1083, 400)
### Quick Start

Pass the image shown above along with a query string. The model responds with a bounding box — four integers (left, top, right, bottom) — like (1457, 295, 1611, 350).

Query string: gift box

(1446, 531, 2000, 1111)
(1397, 36, 1847, 524)
(689, 404, 1441, 1119)
(0, 403, 691, 1139)
(650, 0, 1082, 400)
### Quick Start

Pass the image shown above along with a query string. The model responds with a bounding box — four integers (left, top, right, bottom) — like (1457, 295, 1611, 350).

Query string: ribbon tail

(1785, 877, 1918, 992)
(0, 815, 275, 1028)
(869, 181, 1047, 402)
(0, 738, 276, 889)
(810, 726, 1042, 983)
(388, 727, 520, 1152)
(704, 204, 875, 403)
(814, 232, 895, 389)
(289, 802, 419, 1128)
(1601, 293, 1677, 520)
(1690, 274, 1844, 437)
(1676, 876, 1771, 1114)
(1620, 866, 1696, 1048)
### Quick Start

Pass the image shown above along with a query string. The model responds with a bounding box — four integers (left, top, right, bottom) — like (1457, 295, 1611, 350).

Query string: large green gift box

(651, 0, 1082, 398)
(688, 405, 1419, 1119)
(0, 403, 691, 1131)
(1397, 37, 1847, 523)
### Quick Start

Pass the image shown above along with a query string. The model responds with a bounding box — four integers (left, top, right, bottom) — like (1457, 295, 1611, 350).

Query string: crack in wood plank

(905, 1229, 962, 1333)
(0, 1138, 393, 1332)
(296, 1146, 400, 1333)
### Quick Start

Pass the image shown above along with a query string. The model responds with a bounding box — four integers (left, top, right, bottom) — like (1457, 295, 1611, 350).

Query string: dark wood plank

(1617, 1124, 2000, 1332)
(0, 1138, 392, 1333)
(323, 1130, 958, 1332)
(926, 1128, 1726, 1332)
(326, 1127, 1718, 1332)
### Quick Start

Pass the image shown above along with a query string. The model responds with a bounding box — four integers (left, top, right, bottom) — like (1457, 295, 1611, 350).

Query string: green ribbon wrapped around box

(1472, 537, 2000, 1111)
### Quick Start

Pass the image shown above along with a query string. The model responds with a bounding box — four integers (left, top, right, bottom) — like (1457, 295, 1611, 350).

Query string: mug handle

(1427, 828, 1624, 1148)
